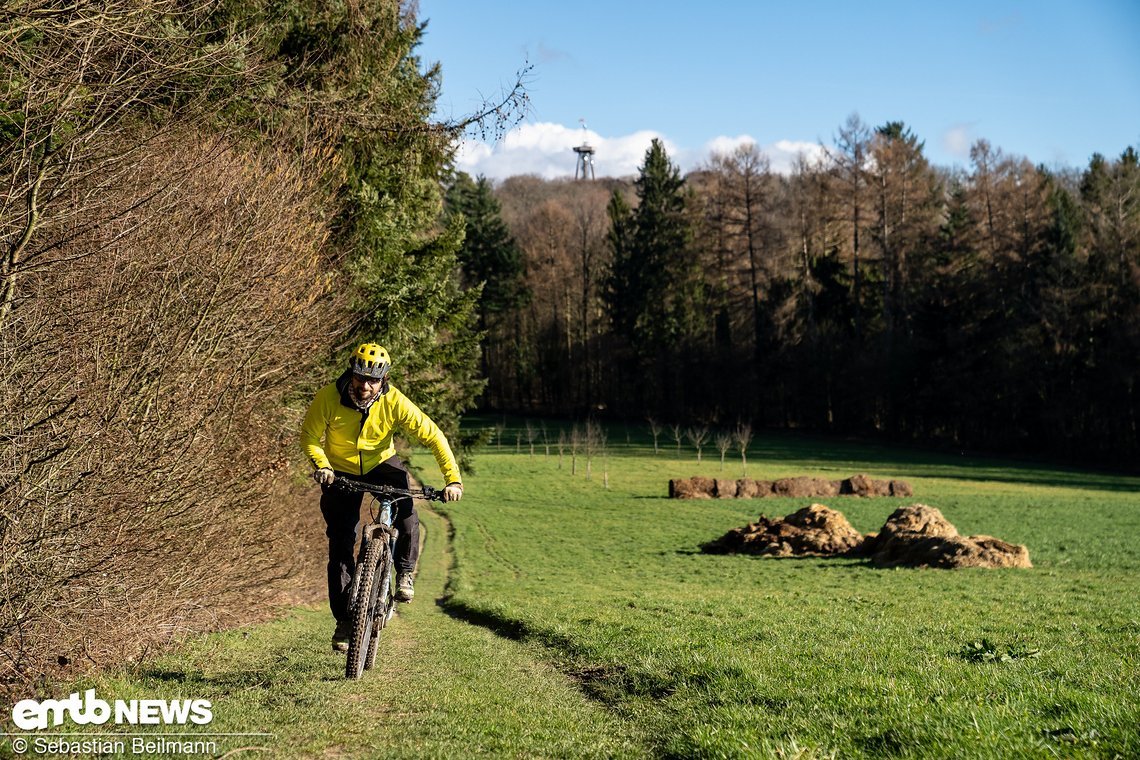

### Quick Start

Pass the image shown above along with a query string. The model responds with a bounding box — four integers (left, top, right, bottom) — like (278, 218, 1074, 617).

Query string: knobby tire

(364, 557, 392, 671)
(346, 538, 389, 680)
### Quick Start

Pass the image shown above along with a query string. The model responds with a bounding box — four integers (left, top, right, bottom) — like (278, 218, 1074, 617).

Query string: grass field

(13, 423, 1139, 759)
(7, 507, 642, 759)
(439, 421, 1140, 758)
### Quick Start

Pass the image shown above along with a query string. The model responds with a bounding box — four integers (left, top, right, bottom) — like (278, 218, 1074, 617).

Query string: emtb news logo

(11, 689, 212, 730)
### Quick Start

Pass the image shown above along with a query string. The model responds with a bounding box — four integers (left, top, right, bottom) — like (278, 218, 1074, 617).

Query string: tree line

(1, 0, 518, 688)
(448, 116, 1139, 466)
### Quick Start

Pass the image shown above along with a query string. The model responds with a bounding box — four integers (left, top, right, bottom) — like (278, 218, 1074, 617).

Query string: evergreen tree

(444, 172, 529, 395)
(606, 139, 704, 411)
(605, 187, 636, 340)
(445, 173, 529, 317)
(213, 0, 521, 434)
(608, 139, 703, 350)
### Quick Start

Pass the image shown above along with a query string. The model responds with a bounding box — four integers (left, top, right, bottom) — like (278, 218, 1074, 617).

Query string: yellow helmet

(349, 343, 391, 380)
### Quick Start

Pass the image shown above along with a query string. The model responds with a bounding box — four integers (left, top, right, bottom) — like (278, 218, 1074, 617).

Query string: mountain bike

(330, 477, 444, 680)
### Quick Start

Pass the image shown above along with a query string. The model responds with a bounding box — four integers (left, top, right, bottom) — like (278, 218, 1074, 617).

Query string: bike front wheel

(363, 559, 394, 671)
(346, 538, 389, 680)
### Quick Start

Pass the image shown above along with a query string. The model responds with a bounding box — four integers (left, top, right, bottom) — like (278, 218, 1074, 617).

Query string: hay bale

(714, 479, 739, 498)
(816, 479, 841, 497)
(840, 473, 892, 496)
(773, 476, 839, 498)
(669, 478, 692, 498)
(670, 476, 716, 499)
(675, 474, 909, 499)
(691, 476, 716, 498)
(701, 504, 864, 557)
(839, 474, 870, 495)
(864, 504, 1031, 569)
(889, 480, 914, 497)
(736, 479, 774, 498)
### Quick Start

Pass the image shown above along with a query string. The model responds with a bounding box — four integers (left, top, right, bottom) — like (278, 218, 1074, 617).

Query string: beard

(347, 383, 378, 409)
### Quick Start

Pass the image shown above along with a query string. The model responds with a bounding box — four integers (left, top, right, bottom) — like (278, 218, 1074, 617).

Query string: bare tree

(582, 419, 607, 484)
(670, 423, 684, 459)
(647, 416, 663, 454)
(0, 1, 264, 328)
(570, 425, 581, 475)
(599, 427, 610, 489)
(825, 112, 872, 339)
(0, 133, 337, 685)
(584, 422, 594, 481)
(706, 143, 777, 364)
(715, 431, 733, 470)
(686, 425, 710, 462)
(734, 422, 754, 477)
(525, 420, 536, 457)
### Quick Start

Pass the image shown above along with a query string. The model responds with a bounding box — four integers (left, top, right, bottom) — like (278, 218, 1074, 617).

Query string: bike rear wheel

(346, 538, 389, 680)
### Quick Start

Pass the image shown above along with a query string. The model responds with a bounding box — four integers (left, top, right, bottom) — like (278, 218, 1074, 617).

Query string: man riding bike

(301, 342, 463, 651)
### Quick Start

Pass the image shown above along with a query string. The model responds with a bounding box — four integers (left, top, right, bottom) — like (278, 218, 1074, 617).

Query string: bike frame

(330, 477, 441, 679)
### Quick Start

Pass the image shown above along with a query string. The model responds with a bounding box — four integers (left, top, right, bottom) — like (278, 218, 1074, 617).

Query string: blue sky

(416, 1, 1140, 180)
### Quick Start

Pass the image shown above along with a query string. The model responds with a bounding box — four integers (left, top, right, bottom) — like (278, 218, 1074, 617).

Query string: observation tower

(572, 119, 595, 180)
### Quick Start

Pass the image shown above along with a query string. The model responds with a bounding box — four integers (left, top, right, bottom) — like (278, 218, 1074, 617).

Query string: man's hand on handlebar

(314, 467, 335, 485)
(443, 483, 463, 502)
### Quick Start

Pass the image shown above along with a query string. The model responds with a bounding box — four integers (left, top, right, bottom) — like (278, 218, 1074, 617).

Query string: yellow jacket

(300, 375, 462, 485)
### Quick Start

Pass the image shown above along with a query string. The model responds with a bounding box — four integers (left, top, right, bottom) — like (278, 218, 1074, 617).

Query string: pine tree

(608, 139, 703, 351)
(606, 139, 704, 411)
(444, 172, 529, 391)
(445, 173, 529, 317)
(605, 187, 637, 340)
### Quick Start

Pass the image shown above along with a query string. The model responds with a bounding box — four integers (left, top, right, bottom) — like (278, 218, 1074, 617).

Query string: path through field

(78, 508, 644, 759)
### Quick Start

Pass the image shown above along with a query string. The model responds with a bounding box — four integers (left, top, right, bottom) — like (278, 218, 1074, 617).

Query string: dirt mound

(671, 473, 910, 499)
(702, 504, 865, 557)
(702, 502, 1031, 569)
(860, 504, 1032, 569)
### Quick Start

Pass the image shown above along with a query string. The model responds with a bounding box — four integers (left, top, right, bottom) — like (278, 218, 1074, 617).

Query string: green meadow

(439, 422, 1140, 758)
(24, 424, 1140, 759)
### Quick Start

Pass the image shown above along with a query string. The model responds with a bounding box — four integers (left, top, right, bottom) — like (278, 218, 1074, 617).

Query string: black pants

(319, 456, 418, 623)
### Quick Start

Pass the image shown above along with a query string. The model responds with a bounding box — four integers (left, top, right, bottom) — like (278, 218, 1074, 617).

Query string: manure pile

(703, 504, 1031, 569)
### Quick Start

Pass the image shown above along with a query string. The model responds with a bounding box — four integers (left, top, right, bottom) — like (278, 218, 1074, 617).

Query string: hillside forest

(449, 124, 1140, 467)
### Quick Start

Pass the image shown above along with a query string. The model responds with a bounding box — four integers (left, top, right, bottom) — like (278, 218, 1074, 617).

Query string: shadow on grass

(138, 662, 342, 691)
(133, 634, 345, 692)
(436, 595, 674, 705)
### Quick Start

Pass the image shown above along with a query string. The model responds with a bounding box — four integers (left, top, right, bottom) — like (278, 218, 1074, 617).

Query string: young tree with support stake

(735, 423, 753, 477)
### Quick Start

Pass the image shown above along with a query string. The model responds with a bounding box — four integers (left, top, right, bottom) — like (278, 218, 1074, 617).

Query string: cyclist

(301, 342, 463, 651)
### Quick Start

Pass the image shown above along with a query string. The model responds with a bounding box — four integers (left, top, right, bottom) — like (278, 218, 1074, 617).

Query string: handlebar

(328, 476, 445, 502)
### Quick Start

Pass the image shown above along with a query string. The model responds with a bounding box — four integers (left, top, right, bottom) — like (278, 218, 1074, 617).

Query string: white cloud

(701, 134, 760, 157)
(943, 124, 975, 160)
(691, 136, 826, 174)
(453, 122, 825, 180)
(454, 122, 670, 180)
